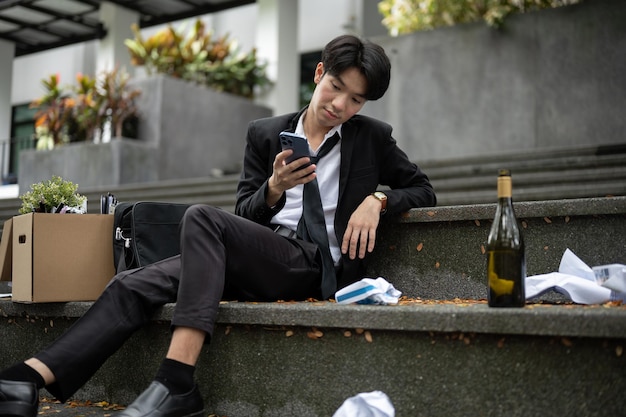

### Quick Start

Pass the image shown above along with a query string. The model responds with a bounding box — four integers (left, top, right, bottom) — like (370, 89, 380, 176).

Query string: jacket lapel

(338, 120, 356, 206)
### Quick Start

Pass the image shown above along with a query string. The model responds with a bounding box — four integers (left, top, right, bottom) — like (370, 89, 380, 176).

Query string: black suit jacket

(235, 108, 436, 290)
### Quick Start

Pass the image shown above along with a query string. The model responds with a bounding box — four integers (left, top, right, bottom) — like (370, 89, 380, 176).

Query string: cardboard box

(9, 213, 115, 303)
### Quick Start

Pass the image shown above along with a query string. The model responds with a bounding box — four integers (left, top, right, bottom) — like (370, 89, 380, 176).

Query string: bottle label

(497, 176, 512, 198)
(487, 249, 525, 307)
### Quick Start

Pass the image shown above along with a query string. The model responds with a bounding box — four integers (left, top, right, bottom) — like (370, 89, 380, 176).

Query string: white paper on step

(332, 391, 395, 417)
(526, 249, 625, 304)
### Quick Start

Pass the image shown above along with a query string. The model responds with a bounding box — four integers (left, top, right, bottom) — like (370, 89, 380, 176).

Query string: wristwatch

(371, 191, 387, 214)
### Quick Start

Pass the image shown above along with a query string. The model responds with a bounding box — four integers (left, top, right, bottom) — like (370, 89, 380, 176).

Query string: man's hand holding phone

(280, 131, 311, 170)
(267, 132, 317, 207)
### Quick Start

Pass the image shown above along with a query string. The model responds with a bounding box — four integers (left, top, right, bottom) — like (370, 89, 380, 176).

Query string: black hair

(320, 34, 391, 101)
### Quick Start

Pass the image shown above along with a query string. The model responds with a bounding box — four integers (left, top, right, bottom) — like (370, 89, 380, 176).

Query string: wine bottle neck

(497, 176, 512, 199)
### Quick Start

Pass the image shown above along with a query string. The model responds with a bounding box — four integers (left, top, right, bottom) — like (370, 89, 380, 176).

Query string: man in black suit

(0, 34, 435, 417)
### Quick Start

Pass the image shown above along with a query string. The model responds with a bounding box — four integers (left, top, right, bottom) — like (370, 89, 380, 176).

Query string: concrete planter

(363, 0, 626, 161)
(132, 75, 272, 180)
(18, 139, 158, 194)
(18, 75, 272, 194)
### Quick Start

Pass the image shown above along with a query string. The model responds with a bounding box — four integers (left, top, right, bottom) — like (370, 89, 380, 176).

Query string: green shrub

(124, 19, 271, 99)
(379, 0, 583, 34)
(19, 176, 87, 214)
(30, 68, 141, 148)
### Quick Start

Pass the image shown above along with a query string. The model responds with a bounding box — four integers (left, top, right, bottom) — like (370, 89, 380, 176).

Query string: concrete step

(0, 197, 625, 416)
(420, 143, 626, 175)
(421, 145, 626, 204)
(370, 196, 626, 300)
(429, 164, 626, 192)
(2, 145, 623, 230)
(0, 299, 624, 417)
(434, 177, 625, 205)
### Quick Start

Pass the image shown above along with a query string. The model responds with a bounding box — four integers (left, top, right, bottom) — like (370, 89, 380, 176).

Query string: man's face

(308, 63, 368, 129)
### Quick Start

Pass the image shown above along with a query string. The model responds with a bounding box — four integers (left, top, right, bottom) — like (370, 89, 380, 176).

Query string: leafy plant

(96, 67, 142, 138)
(19, 176, 87, 214)
(378, 0, 582, 34)
(125, 19, 271, 99)
(30, 74, 75, 148)
(30, 68, 141, 147)
(71, 73, 100, 144)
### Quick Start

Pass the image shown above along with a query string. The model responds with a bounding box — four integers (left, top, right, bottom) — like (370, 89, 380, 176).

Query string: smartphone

(279, 131, 311, 167)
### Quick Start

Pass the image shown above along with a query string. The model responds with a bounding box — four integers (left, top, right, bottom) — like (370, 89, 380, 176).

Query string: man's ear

(314, 62, 324, 84)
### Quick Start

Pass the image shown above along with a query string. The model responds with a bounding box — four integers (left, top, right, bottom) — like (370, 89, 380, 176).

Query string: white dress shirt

(271, 116, 342, 264)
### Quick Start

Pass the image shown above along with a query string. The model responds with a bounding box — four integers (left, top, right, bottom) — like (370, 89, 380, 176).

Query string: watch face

(373, 191, 387, 213)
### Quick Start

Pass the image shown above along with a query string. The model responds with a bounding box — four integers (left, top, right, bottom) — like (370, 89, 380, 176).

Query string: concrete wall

(17, 140, 159, 195)
(363, 0, 626, 162)
(134, 75, 272, 179)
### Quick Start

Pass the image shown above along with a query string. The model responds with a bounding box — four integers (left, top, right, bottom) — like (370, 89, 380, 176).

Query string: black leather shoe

(114, 381, 204, 417)
(0, 379, 39, 417)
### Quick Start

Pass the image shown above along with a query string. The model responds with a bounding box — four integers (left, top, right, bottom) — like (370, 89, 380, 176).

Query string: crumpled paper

(333, 391, 395, 417)
(51, 203, 86, 214)
(335, 277, 402, 305)
(526, 249, 625, 304)
(593, 263, 626, 294)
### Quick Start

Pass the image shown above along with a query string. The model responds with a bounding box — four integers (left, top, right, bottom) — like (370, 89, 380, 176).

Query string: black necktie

(297, 133, 340, 299)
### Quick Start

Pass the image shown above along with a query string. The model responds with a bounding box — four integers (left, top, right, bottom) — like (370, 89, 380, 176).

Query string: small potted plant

(19, 176, 87, 214)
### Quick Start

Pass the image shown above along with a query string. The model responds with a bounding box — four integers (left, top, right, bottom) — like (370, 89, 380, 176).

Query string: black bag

(113, 201, 191, 273)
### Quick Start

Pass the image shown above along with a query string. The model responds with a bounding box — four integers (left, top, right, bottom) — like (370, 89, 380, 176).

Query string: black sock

(0, 362, 46, 389)
(154, 358, 195, 395)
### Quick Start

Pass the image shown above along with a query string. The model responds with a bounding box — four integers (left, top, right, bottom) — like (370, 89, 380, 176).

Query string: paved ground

(39, 398, 224, 416)
(39, 398, 125, 416)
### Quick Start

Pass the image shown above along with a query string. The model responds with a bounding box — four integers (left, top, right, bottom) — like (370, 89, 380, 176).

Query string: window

(5, 103, 36, 183)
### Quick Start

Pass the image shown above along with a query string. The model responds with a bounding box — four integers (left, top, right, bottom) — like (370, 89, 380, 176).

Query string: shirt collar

(295, 111, 342, 140)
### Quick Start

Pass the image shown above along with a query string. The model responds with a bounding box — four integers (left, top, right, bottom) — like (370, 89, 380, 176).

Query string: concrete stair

(421, 143, 626, 205)
(0, 145, 625, 416)
(1, 196, 625, 416)
(1, 144, 624, 229)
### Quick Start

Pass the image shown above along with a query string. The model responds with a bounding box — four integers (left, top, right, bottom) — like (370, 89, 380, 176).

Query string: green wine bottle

(487, 169, 526, 307)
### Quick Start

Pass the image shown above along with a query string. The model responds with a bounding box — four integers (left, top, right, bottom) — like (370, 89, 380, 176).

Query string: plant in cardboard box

(10, 178, 114, 303)
(19, 176, 87, 214)
(124, 19, 271, 99)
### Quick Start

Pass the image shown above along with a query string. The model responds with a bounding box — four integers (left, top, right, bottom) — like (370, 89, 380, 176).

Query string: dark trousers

(35, 205, 322, 401)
